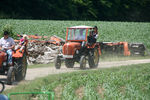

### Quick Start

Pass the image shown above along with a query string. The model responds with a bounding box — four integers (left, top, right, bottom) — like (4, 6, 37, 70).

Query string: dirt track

(1, 59, 150, 90)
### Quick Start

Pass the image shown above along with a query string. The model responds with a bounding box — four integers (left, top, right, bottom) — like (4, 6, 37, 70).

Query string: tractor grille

(63, 43, 74, 55)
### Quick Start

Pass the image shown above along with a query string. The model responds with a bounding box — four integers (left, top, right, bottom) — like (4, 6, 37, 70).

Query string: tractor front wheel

(55, 55, 61, 69)
(80, 55, 86, 69)
(7, 67, 15, 85)
(65, 59, 74, 68)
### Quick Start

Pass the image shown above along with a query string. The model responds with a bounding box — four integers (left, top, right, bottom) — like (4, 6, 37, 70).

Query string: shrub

(1, 24, 17, 39)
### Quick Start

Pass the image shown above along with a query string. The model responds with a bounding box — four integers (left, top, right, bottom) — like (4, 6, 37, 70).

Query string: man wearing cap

(0, 31, 15, 66)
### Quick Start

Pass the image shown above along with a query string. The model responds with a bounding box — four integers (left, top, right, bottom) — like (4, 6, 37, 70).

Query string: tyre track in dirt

(1, 59, 150, 91)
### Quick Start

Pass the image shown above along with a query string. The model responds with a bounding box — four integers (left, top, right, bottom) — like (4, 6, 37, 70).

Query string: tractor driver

(92, 26, 98, 42)
(0, 31, 15, 66)
(88, 26, 98, 44)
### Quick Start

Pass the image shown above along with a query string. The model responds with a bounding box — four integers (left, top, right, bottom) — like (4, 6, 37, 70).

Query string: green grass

(0, 19, 150, 50)
(4, 63, 150, 100)
(100, 55, 150, 62)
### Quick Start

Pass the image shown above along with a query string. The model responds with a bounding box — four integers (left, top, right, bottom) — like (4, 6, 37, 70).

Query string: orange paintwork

(15, 35, 64, 46)
(65, 28, 69, 42)
(105, 42, 130, 56)
(87, 43, 96, 49)
(28, 35, 48, 39)
(85, 28, 88, 42)
(63, 42, 81, 55)
(17, 34, 48, 39)
(87, 43, 102, 55)
(98, 47, 101, 55)
(0, 51, 7, 68)
(50, 36, 63, 46)
(12, 49, 25, 58)
(122, 42, 130, 56)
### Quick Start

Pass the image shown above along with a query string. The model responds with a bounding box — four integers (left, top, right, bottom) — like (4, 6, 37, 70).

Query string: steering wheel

(0, 81, 5, 93)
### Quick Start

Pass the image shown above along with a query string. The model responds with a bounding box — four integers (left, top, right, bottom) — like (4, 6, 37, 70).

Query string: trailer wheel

(88, 47, 99, 68)
(80, 55, 86, 69)
(15, 53, 27, 81)
(65, 59, 74, 68)
(7, 67, 15, 85)
(55, 55, 61, 69)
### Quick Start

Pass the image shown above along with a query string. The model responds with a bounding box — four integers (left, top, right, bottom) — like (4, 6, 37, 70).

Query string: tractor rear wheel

(65, 59, 74, 68)
(15, 53, 27, 81)
(55, 55, 61, 69)
(7, 67, 15, 85)
(80, 55, 86, 69)
(88, 47, 99, 68)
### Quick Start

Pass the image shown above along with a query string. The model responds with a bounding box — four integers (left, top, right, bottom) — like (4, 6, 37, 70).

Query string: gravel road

(1, 59, 150, 90)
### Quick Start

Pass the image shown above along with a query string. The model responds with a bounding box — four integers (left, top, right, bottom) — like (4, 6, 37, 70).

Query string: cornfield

(0, 19, 150, 49)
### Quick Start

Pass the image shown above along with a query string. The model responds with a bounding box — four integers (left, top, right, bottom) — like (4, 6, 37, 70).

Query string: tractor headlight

(76, 50, 79, 54)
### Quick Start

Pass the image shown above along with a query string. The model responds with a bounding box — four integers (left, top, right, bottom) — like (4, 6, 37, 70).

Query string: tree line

(0, 0, 150, 21)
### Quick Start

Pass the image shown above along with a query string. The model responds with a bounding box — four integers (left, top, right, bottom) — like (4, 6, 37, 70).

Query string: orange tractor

(55, 25, 101, 69)
(55, 25, 146, 69)
(0, 44, 27, 85)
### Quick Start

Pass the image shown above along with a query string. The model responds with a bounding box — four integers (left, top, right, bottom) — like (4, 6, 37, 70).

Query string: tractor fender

(97, 45, 101, 55)
(87, 43, 101, 55)
(0, 51, 7, 68)
(12, 49, 25, 58)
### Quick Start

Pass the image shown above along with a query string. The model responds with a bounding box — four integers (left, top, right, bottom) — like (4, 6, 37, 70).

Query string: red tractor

(0, 46, 27, 85)
(55, 25, 101, 69)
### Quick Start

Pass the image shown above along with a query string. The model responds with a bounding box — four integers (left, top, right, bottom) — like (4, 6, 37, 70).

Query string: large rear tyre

(88, 47, 99, 68)
(55, 55, 61, 69)
(15, 53, 27, 81)
(65, 59, 74, 68)
(80, 55, 86, 69)
(7, 67, 15, 85)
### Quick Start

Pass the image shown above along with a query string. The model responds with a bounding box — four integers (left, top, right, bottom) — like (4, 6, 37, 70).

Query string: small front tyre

(80, 55, 86, 69)
(55, 55, 61, 69)
(65, 59, 74, 68)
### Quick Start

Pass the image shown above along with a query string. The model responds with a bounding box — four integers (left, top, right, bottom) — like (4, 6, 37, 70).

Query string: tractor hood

(63, 42, 81, 56)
